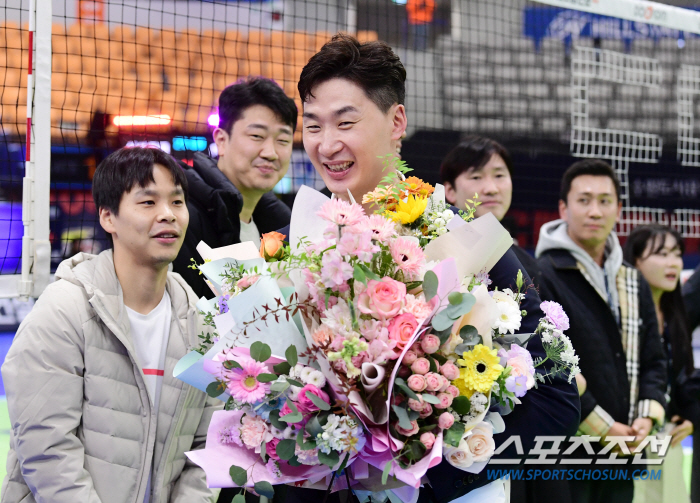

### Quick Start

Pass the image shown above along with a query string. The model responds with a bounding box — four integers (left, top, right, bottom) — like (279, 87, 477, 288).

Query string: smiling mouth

(325, 161, 353, 173)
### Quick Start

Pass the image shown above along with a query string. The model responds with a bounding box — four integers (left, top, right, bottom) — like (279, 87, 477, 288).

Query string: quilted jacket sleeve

(1, 282, 103, 503)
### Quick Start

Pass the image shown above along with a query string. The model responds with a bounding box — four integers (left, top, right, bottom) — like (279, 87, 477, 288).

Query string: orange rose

(259, 232, 286, 261)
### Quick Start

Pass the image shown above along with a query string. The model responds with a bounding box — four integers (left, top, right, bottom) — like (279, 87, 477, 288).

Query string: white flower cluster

(316, 415, 361, 454)
(537, 320, 581, 383)
(455, 392, 489, 424)
(491, 289, 522, 335)
(425, 203, 455, 238)
(287, 363, 327, 390)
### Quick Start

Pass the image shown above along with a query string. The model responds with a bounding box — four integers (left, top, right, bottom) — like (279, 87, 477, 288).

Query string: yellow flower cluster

(454, 344, 503, 396)
(385, 195, 428, 225)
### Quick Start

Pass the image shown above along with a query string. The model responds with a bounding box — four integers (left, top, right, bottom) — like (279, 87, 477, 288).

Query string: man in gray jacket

(1, 147, 221, 503)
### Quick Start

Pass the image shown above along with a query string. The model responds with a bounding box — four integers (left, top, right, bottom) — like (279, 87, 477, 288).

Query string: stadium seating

(0, 21, 379, 144)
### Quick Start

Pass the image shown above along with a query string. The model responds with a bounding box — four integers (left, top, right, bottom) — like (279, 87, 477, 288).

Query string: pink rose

(420, 432, 436, 450)
(407, 374, 427, 392)
(438, 375, 450, 392)
(388, 313, 419, 352)
(438, 412, 455, 430)
(402, 350, 418, 366)
(407, 397, 424, 411)
(435, 392, 454, 410)
(237, 274, 260, 290)
(298, 384, 330, 413)
(410, 342, 425, 355)
(447, 385, 460, 398)
(425, 373, 442, 392)
(421, 334, 441, 354)
(357, 278, 406, 320)
(440, 362, 460, 381)
(266, 437, 281, 461)
(395, 420, 420, 437)
(419, 402, 433, 419)
(411, 357, 430, 375)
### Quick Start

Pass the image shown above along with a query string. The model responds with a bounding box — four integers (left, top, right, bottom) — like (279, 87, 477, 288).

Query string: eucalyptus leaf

(250, 341, 272, 363)
(431, 310, 455, 332)
(445, 292, 476, 319)
(223, 360, 242, 370)
(256, 373, 278, 383)
(229, 465, 248, 486)
(421, 393, 441, 405)
(206, 381, 225, 398)
(423, 270, 438, 300)
(268, 409, 285, 430)
(285, 345, 298, 367)
(279, 411, 302, 423)
(392, 404, 413, 430)
(318, 449, 339, 468)
(287, 454, 302, 467)
(276, 439, 297, 460)
(286, 379, 304, 387)
(307, 391, 331, 411)
(435, 327, 452, 345)
(444, 422, 466, 448)
(451, 395, 471, 415)
(305, 415, 324, 437)
(232, 494, 246, 503)
(270, 381, 290, 393)
(273, 361, 291, 375)
(254, 481, 275, 499)
(459, 325, 481, 345)
(448, 292, 463, 305)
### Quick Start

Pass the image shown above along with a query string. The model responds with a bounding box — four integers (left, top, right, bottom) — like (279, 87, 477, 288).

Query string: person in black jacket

(682, 263, 700, 503)
(536, 160, 667, 503)
(440, 136, 544, 295)
(172, 77, 297, 299)
(278, 33, 580, 503)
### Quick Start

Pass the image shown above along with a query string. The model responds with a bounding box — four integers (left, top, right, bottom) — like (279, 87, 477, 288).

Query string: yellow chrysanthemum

(385, 195, 428, 224)
(456, 344, 503, 394)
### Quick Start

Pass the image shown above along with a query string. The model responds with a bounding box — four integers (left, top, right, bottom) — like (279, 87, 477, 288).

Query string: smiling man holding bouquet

(277, 34, 580, 503)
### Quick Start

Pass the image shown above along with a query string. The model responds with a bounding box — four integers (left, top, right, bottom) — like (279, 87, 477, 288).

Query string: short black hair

(218, 77, 298, 135)
(560, 159, 621, 203)
(298, 33, 406, 113)
(93, 146, 188, 215)
(440, 136, 513, 188)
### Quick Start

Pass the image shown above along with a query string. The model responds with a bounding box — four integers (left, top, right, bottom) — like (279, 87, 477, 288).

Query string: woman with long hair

(624, 224, 699, 502)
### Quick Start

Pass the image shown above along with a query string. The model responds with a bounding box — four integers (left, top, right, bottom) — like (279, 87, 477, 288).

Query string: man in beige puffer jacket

(1, 147, 222, 503)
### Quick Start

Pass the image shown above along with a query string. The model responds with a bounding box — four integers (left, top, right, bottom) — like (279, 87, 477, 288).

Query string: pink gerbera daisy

(226, 356, 270, 403)
(390, 237, 426, 279)
(357, 214, 397, 243)
(317, 198, 366, 227)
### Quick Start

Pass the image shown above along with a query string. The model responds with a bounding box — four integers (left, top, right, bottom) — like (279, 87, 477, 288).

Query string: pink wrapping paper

(186, 409, 337, 488)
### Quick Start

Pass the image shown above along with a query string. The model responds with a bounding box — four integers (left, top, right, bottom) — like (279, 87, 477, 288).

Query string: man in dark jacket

(172, 77, 297, 299)
(440, 136, 544, 294)
(279, 33, 580, 503)
(536, 159, 667, 503)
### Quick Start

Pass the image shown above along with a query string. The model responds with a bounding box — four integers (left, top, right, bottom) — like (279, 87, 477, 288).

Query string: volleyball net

(2, 0, 700, 301)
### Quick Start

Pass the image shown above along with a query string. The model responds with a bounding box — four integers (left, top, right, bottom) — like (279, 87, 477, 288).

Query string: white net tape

(678, 64, 700, 167)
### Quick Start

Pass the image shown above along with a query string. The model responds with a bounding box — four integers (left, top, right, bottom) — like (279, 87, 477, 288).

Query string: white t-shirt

(126, 290, 171, 503)
(240, 217, 261, 248)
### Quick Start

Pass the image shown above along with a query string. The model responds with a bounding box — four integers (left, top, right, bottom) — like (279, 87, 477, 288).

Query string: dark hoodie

(172, 152, 291, 299)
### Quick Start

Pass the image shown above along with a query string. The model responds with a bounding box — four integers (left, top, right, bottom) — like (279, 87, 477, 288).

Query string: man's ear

(558, 199, 568, 222)
(390, 104, 407, 141)
(444, 181, 456, 205)
(212, 127, 229, 154)
(615, 200, 623, 223)
(99, 207, 116, 235)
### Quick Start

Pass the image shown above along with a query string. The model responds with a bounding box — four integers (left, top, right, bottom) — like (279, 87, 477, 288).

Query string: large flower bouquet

(176, 159, 579, 500)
